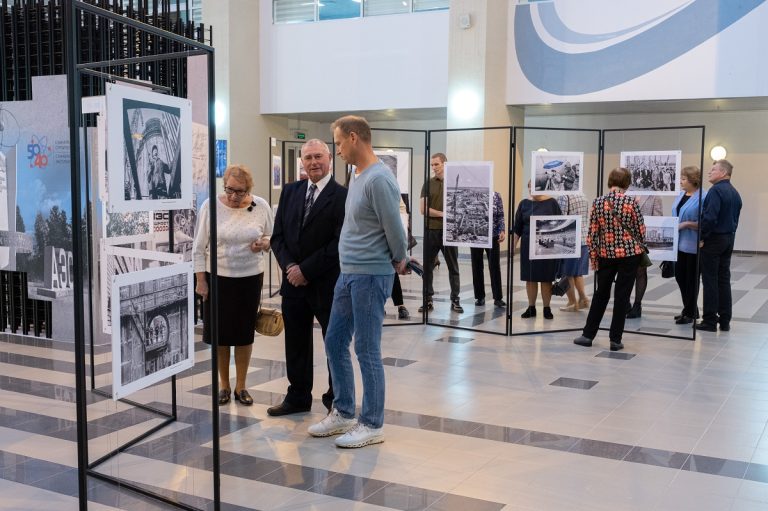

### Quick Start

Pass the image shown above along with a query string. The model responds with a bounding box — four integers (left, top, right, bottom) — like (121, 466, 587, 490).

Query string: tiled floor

(1, 253, 768, 510)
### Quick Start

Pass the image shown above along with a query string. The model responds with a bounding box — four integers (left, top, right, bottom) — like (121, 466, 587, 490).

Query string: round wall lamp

(536, 147, 548, 152)
(710, 145, 727, 161)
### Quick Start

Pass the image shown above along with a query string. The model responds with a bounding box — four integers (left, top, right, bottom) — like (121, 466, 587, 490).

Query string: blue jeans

(325, 272, 394, 429)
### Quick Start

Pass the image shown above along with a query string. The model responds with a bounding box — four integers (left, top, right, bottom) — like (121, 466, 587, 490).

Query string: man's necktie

(303, 183, 317, 226)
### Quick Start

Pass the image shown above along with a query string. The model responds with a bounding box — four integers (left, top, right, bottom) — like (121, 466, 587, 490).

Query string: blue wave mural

(515, 0, 766, 95)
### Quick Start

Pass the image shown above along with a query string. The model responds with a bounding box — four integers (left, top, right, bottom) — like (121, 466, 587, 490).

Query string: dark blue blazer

(271, 177, 347, 299)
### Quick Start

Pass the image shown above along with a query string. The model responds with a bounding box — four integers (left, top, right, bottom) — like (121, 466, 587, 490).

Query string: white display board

(530, 215, 582, 260)
(443, 161, 493, 249)
(620, 150, 681, 196)
(530, 151, 583, 196)
(644, 215, 679, 262)
(110, 262, 194, 400)
(106, 83, 192, 213)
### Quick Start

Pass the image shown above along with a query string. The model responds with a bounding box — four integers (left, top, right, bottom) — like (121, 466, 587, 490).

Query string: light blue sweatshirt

(339, 161, 408, 275)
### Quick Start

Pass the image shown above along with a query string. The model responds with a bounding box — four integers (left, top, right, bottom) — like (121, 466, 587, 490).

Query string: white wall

(526, 110, 768, 252)
(259, 4, 449, 114)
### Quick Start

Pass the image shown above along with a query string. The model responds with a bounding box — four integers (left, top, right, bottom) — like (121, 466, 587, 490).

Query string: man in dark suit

(268, 139, 347, 416)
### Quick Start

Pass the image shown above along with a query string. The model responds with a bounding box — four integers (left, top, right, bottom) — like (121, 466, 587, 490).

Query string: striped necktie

(303, 183, 317, 226)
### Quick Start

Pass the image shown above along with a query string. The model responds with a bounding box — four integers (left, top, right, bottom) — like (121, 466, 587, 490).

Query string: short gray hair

(301, 139, 330, 156)
(715, 159, 733, 176)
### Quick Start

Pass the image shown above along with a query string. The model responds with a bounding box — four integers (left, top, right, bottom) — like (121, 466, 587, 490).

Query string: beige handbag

(255, 306, 284, 336)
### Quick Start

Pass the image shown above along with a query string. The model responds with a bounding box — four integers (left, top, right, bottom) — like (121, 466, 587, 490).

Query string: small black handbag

(552, 275, 570, 297)
(659, 260, 675, 278)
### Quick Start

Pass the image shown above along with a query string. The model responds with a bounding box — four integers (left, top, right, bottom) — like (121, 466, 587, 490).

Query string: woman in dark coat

(513, 182, 562, 319)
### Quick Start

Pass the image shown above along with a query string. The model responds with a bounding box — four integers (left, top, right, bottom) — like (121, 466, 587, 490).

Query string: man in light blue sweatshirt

(308, 115, 409, 448)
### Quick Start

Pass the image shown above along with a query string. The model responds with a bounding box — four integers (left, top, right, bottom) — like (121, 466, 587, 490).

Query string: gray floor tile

(433, 336, 474, 344)
(466, 424, 530, 443)
(363, 483, 445, 511)
(518, 431, 579, 452)
(744, 463, 768, 483)
(595, 350, 636, 360)
(219, 455, 284, 481)
(568, 438, 633, 460)
(382, 357, 417, 367)
(623, 446, 689, 469)
(313, 472, 390, 500)
(420, 417, 482, 436)
(427, 493, 505, 511)
(259, 463, 332, 491)
(550, 377, 599, 390)
(683, 454, 749, 478)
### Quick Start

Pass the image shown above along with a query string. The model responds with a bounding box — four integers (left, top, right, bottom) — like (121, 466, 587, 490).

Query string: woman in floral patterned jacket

(573, 167, 646, 352)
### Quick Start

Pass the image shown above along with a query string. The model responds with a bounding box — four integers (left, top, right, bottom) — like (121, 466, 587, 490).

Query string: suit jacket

(271, 177, 347, 300)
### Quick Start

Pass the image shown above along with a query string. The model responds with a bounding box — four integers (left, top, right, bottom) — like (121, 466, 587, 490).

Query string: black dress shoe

(218, 388, 231, 406)
(494, 299, 506, 308)
(719, 323, 730, 332)
(696, 322, 718, 332)
(521, 306, 536, 318)
(626, 304, 642, 319)
(610, 341, 625, 351)
(675, 316, 693, 325)
(475, 298, 485, 306)
(543, 307, 554, 320)
(234, 389, 254, 406)
(267, 401, 310, 416)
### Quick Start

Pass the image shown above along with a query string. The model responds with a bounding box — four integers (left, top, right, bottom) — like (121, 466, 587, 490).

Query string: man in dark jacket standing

(269, 139, 347, 415)
(697, 159, 742, 332)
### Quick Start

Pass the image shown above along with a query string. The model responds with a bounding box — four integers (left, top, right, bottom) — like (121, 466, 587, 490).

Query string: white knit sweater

(192, 195, 273, 277)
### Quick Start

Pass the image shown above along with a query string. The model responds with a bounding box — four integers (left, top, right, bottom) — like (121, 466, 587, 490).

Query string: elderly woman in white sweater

(193, 164, 273, 406)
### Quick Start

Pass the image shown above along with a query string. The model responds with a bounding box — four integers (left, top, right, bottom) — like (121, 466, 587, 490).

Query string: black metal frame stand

(509, 126, 602, 337)
(601, 125, 706, 342)
(66, 2, 219, 509)
(424, 126, 514, 336)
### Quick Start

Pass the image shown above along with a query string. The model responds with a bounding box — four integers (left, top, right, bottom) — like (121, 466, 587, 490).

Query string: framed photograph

(100, 243, 183, 335)
(102, 210, 154, 246)
(150, 201, 198, 260)
(530, 215, 582, 260)
(215, 139, 227, 178)
(531, 151, 583, 196)
(106, 82, 192, 213)
(644, 216, 679, 261)
(272, 155, 282, 189)
(374, 147, 411, 194)
(443, 161, 493, 248)
(296, 157, 307, 181)
(620, 150, 681, 195)
(111, 262, 194, 400)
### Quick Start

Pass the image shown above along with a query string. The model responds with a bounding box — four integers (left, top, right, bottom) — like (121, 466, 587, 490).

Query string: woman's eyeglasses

(224, 187, 247, 198)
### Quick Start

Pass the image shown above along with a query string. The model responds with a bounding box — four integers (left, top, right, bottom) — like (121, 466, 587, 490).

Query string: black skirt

(202, 272, 263, 346)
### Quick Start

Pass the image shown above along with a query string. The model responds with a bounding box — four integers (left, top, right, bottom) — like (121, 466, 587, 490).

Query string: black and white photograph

(272, 155, 282, 189)
(443, 161, 493, 249)
(151, 198, 198, 260)
(620, 150, 681, 195)
(106, 82, 192, 213)
(644, 215, 679, 261)
(110, 262, 194, 400)
(374, 147, 411, 194)
(531, 151, 583, 195)
(100, 243, 183, 335)
(102, 210, 153, 246)
(530, 215, 582, 260)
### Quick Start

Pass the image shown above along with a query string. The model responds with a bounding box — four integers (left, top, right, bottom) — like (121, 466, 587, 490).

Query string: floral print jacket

(587, 191, 646, 270)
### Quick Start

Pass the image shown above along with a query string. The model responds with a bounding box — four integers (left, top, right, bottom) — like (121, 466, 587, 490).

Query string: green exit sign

(295, 132, 306, 140)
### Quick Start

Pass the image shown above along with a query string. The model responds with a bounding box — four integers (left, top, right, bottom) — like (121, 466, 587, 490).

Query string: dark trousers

(583, 255, 641, 343)
(424, 229, 461, 301)
(281, 294, 334, 408)
(674, 251, 700, 318)
(699, 233, 735, 325)
(470, 236, 502, 301)
(391, 274, 404, 306)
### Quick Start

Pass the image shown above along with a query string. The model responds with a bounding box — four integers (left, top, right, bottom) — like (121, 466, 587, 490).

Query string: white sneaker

(307, 408, 357, 437)
(334, 422, 384, 448)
